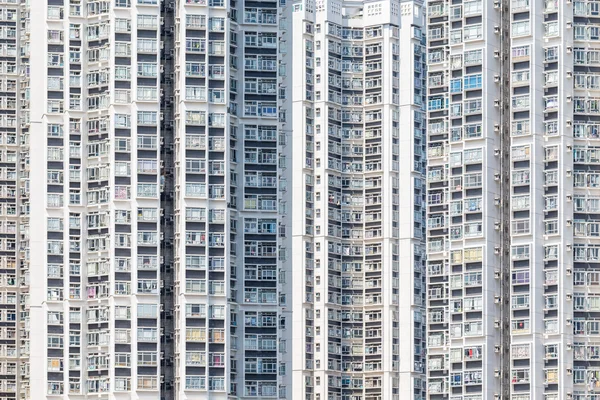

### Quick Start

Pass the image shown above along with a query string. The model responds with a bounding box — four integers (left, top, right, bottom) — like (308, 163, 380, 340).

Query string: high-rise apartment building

(0, 0, 426, 400)
(0, 0, 425, 399)
(425, 0, 507, 399)
(427, 1, 600, 400)
(0, 2, 27, 399)
(287, 1, 426, 399)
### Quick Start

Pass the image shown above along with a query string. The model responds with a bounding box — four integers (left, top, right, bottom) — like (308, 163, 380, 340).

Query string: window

(186, 256, 206, 270)
(464, 0, 482, 15)
(185, 207, 205, 221)
(186, 304, 206, 318)
(48, 124, 64, 137)
(464, 49, 482, 65)
(544, 21, 558, 37)
(185, 183, 206, 197)
(185, 376, 206, 390)
(115, 0, 131, 7)
(545, 46, 559, 62)
(47, 100, 64, 114)
(186, 86, 206, 100)
(463, 24, 482, 40)
(137, 38, 157, 53)
(463, 74, 482, 90)
(185, 159, 206, 173)
(138, 62, 157, 77)
(138, 352, 157, 366)
(137, 327, 157, 342)
(115, 18, 131, 32)
(512, 244, 530, 260)
(115, 66, 131, 80)
(137, 376, 158, 390)
(209, 377, 225, 391)
(137, 111, 157, 125)
(186, 38, 205, 53)
(512, 21, 530, 37)
(185, 111, 206, 125)
(512, 219, 530, 235)
(115, 114, 131, 128)
(450, 79, 462, 93)
(137, 136, 156, 149)
(511, 294, 529, 309)
(186, 62, 205, 77)
(48, 30, 64, 43)
(137, 304, 158, 318)
(137, 86, 157, 101)
(186, 279, 206, 293)
(138, 183, 157, 198)
(138, 15, 158, 28)
(115, 42, 131, 56)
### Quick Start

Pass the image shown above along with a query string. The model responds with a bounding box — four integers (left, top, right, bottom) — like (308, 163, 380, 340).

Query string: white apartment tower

(287, 0, 426, 399)
(0, 0, 425, 399)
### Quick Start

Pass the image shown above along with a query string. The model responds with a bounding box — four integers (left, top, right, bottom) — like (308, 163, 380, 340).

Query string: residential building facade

(0, 1, 27, 399)
(3, 0, 424, 399)
(426, 0, 507, 399)
(287, 0, 426, 399)
(426, 1, 600, 400)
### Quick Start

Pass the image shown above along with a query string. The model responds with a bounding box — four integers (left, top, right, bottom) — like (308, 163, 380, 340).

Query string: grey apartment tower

(426, 1, 600, 400)
(0, 0, 427, 399)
